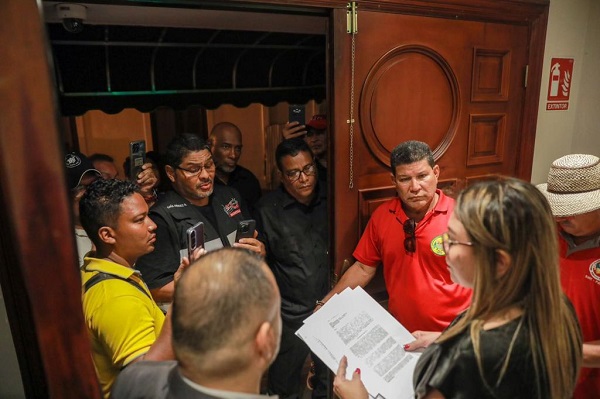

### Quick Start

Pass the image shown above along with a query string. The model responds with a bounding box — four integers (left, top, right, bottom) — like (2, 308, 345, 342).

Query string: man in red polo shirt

(320, 141, 471, 333)
(538, 154, 600, 399)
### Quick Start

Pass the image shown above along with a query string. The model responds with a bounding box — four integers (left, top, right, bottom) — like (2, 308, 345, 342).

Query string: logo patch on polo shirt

(431, 235, 445, 256)
(589, 259, 600, 282)
(223, 198, 241, 217)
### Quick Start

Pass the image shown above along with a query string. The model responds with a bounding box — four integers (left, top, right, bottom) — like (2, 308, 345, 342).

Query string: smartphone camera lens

(190, 231, 196, 247)
(241, 224, 249, 233)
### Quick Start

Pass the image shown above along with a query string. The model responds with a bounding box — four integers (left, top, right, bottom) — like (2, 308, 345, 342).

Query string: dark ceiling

(46, 21, 326, 115)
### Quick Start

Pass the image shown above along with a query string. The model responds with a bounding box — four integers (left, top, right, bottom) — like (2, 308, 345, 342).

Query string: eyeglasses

(176, 159, 215, 178)
(284, 163, 317, 182)
(442, 232, 473, 253)
(403, 218, 416, 253)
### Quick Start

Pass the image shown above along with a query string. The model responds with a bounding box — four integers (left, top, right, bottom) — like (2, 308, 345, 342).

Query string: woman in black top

(334, 178, 582, 399)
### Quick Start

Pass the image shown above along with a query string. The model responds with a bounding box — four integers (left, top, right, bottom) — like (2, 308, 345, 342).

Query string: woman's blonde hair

(440, 177, 582, 398)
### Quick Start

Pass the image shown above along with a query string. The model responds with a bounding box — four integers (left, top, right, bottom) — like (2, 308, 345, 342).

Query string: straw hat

(537, 154, 600, 217)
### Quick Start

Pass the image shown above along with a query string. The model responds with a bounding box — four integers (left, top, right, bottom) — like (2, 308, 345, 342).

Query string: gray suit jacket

(110, 361, 271, 399)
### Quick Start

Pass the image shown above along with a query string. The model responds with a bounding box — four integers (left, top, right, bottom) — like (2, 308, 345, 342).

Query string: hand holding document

(296, 287, 420, 399)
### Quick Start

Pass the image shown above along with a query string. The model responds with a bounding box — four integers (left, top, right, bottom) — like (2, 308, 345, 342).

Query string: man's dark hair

(79, 179, 139, 248)
(172, 248, 276, 373)
(275, 138, 313, 171)
(163, 134, 211, 168)
(390, 140, 435, 173)
(89, 153, 115, 163)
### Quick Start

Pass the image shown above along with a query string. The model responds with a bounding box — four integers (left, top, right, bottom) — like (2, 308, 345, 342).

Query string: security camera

(55, 3, 87, 33)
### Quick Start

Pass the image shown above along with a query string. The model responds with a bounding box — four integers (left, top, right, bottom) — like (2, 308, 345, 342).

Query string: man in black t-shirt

(209, 122, 263, 215)
(136, 134, 265, 305)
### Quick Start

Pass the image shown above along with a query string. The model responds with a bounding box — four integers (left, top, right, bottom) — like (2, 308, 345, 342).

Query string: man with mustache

(209, 122, 262, 215)
(79, 179, 186, 398)
(283, 114, 328, 183)
(136, 134, 264, 305)
(320, 141, 471, 333)
(255, 138, 329, 399)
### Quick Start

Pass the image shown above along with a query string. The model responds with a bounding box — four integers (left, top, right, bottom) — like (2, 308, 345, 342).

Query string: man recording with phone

(136, 134, 265, 305)
(255, 138, 329, 399)
(283, 113, 328, 183)
(90, 150, 159, 205)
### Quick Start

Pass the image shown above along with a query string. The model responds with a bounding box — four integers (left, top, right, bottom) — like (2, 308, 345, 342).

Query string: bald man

(209, 122, 262, 214)
(110, 247, 282, 398)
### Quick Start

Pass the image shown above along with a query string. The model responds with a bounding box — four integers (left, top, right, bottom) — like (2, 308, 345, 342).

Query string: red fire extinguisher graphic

(547, 58, 574, 102)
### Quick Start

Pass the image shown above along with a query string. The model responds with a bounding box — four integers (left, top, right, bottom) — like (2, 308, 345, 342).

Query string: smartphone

(186, 221, 204, 259)
(235, 219, 256, 243)
(129, 140, 146, 181)
(288, 104, 306, 125)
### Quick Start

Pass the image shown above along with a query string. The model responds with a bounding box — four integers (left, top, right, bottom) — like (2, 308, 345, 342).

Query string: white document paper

(296, 287, 419, 399)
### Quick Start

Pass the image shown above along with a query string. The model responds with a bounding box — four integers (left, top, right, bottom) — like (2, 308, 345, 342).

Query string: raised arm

(282, 121, 307, 140)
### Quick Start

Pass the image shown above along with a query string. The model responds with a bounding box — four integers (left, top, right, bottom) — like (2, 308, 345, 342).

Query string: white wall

(571, 0, 600, 154)
(531, 0, 600, 184)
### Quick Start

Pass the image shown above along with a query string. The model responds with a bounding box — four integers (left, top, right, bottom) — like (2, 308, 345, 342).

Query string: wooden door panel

(354, 11, 528, 179)
(332, 8, 531, 294)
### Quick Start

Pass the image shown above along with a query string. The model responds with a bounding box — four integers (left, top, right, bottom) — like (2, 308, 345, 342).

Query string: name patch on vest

(166, 203, 187, 209)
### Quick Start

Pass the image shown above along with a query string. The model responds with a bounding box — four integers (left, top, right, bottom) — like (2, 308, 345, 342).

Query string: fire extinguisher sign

(546, 58, 574, 111)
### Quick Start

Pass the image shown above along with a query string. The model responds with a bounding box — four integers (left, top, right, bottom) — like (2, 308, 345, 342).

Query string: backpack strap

(84, 272, 152, 300)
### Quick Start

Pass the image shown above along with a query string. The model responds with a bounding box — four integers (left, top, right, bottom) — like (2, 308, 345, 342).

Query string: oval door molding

(359, 45, 460, 166)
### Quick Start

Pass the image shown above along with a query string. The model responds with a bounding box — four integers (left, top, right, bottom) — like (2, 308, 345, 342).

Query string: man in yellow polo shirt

(79, 178, 190, 398)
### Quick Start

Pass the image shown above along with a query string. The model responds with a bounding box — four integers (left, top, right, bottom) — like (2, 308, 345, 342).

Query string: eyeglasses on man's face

(403, 218, 416, 253)
(176, 159, 216, 178)
(441, 232, 473, 253)
(284, 162, 317, 182)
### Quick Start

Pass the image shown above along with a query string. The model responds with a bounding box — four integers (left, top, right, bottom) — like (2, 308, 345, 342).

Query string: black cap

(64, 152, 101, 189)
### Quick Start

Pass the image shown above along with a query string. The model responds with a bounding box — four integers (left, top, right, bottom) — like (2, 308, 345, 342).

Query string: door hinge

(347, 2, 358, 34)
(524, 65, 529, 88)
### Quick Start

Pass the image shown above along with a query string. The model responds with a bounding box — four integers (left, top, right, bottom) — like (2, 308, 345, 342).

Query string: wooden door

(330, 3, 548, 297)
